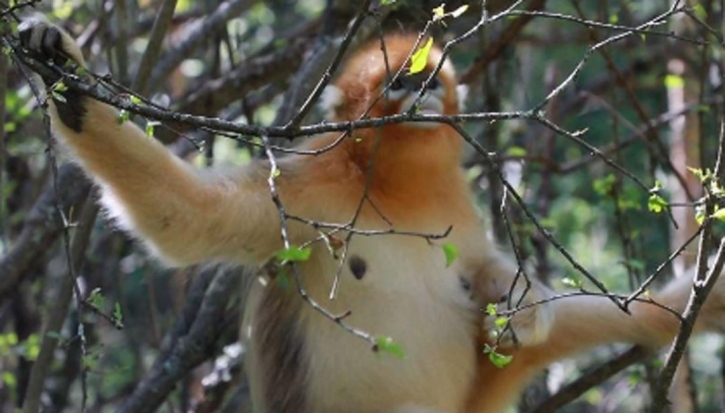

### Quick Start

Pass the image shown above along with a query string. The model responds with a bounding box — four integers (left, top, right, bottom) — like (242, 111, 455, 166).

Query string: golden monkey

(18, 20, 725, 413)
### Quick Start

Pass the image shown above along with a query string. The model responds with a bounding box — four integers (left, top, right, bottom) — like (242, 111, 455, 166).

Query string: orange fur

(20, 21, 725, 412)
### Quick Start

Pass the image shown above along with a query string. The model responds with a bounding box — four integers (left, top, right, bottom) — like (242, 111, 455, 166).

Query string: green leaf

(593, 174, 617, 196)
(688, 166, 705, 181)
(409, 38, 433, 75)
(483, 344, 513, 368)
(375, 336, 406, 359)
(485, 303, 497, 316)
(696, 205, 706, 225)
(505, 146, 527, 157)
(117, 110, 131, 124)
(710, 181, 724, 196)
(2, 372, 17, 389)
(489, 351, 513, 368)
(129, 95, 143, 105)
(113, 302, 124, 324)
(712, 208, 725, 222)
(52, 0, 74, 20)
(87, 288, 105, 310)
(561, 276, 582, 288)
(693, 4, 707, 20)
(494, 317, 509, 328)
(647, 194, 667, 214)
(146, 123, 155, 137)
(664, 74, 684, 89)
(51, 91, 67, 103)
(83, 353, 100, 371)
(442, 243, 459, 267)
(275, 245, 312, 262)
(52, 81, 68, 93)
(22, 334, 40, 360)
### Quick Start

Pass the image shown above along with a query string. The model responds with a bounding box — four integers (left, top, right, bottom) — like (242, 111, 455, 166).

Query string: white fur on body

(20, 20, 725, 413)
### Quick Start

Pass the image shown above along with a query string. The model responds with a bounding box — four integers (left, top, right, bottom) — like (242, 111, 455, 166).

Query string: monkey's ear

(456, 84, 469, 112)
(320, 85, 344, 120)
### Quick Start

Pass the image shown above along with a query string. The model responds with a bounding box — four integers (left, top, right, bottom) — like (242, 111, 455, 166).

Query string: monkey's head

(319, 34, 466, 171)
(322, 34, 463, 129)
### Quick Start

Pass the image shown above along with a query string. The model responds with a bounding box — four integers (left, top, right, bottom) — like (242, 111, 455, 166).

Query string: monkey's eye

(389, 78, 404, 91)
(427, 77, 440, 90)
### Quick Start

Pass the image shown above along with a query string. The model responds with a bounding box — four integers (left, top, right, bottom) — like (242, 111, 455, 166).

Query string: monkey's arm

(20, 20, 282, 266)
(469, 273, 725, 413)
(539, 274, 725, 358)
(75, 110, 280, 266)
(500, 270, 725, 370)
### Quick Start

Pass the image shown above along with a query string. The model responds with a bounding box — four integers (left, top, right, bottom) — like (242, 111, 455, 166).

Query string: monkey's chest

(247, 237, 480, 413)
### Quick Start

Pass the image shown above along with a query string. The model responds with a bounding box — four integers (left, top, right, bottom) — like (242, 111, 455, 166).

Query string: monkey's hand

(19, 19, 89, 132)
(19, 18, 87, 75)
(482, 279, 554, 348)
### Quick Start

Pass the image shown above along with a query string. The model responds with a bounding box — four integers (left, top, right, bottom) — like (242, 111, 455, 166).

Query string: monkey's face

(323, 34, 461, 129)
(380, 71, 448, 128)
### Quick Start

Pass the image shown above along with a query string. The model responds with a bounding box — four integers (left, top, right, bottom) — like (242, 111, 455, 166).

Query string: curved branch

(529, 347, 649, 413)
(460, 0, 547, 84)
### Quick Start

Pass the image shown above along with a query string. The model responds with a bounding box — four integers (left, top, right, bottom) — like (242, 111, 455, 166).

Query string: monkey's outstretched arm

(20, 20, 282, 266)
(470, 272, 725, 413)
(524, 271, 725, 364)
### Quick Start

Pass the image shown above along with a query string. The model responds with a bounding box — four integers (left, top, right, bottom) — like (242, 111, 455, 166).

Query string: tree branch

(116, 267, 242, 413)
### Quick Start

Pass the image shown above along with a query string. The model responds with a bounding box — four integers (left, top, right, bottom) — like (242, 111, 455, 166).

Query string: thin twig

(529, 347, 649, 413)
(450, 122, 626, 311)
(260, 134, 377, 347)
(285, 0, 372, 129)
(508, 9, 708, 45)
(17, 42, 91, 412)
(533, 4, 688, 112)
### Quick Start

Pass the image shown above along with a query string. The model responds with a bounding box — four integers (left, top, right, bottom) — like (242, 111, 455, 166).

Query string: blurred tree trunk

(0, 40, 7, 246)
